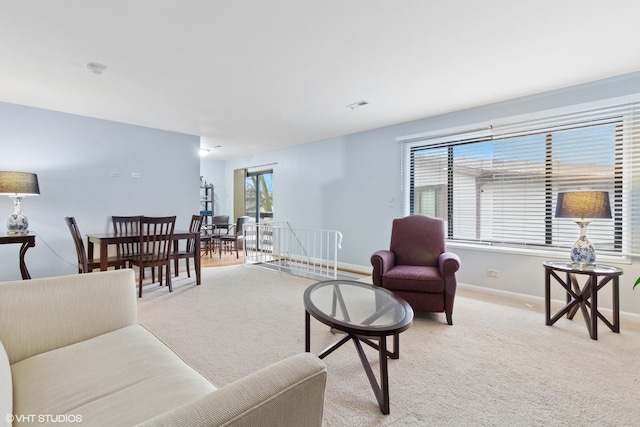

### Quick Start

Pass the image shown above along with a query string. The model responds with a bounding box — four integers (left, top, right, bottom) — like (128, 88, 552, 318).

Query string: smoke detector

(85, 63, 107, 75)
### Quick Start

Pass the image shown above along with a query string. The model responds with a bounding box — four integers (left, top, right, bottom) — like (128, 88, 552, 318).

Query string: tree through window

(245, 169, 273, 223)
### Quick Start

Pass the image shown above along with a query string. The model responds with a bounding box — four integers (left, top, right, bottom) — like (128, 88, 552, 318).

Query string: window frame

(400, 100, 639, 260)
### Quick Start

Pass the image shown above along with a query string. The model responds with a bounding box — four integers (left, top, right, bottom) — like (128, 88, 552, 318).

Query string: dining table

(86, 230, 201, 285)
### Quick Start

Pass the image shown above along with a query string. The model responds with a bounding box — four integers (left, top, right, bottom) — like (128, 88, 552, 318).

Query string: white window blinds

(403, 102, 640, 256)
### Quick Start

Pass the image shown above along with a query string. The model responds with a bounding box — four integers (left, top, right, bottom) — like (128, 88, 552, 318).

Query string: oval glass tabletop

(304, 280, 413, 336)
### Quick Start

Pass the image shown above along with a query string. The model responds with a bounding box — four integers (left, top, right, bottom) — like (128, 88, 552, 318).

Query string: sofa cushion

(11, 324, 216, 426)
(0, 339, 11, 427)
(0, 269, 137, 365)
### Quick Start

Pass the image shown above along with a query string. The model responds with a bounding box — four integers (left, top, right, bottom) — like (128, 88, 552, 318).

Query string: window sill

(446, 241, 631, 267)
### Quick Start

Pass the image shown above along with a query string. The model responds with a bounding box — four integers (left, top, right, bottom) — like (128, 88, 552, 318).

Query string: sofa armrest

(138, 353, 327, 427)
(0, 269, 137, 364)
(0, 339, 11, 427)
(370, 250, 395, 287)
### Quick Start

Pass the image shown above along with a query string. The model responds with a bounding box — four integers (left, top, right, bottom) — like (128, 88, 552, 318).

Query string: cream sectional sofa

(0, 269, 327, 426)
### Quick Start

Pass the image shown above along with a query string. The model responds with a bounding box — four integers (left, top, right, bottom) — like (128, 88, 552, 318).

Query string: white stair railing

(244, 222, 343, 280)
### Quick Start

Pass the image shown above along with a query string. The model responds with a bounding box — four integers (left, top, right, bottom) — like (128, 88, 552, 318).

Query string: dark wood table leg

(87, 238, 94, 260)
(391, 333, 400, 359)
(566, 272, 572, 312)
(547, 270, 579, 326)
(613, 276, 620, 333)
(18, 239, 35, 279)
(100, 240, 109, 271)
(173, 240, 180, 276)
(87, 237, 109, 272)
(567, 274, 582, 320)
(379, 335, 390, 414)
(545, 268, 551, 325)
(1, 234, 36, 280)
(305, 310, 311, 352)
(589, 273, 598, 340)
(195, 233, 201, 285)
(353, 335, 391, 414)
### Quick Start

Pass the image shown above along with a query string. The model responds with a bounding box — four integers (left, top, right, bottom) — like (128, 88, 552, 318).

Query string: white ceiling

(2, 1, 640, 160)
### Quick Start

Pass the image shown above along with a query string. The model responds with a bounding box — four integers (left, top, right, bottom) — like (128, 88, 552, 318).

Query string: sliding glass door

(245, 169, 273, 223)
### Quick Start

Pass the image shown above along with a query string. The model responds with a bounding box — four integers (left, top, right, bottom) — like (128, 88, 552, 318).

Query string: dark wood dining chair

(172, 214, 203, 278)
(65, 216, 127, 274)
(111, 215, 142, 267)
(210, 214, 230, 255)
(219, 216, 250, 259)
(129, 216, 176, 297)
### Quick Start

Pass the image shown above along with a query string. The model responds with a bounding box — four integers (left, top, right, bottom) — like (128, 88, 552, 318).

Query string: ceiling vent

(347, 100, 369, 110)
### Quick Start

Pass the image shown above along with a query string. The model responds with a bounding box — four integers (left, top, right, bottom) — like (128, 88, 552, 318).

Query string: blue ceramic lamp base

(6, 196, 29, 234)
(570, 220, 596, 266)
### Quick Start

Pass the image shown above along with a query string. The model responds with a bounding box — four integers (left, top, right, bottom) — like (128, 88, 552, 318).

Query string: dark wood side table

(544, 261, 622, 340)
(0, 233, 36, 279)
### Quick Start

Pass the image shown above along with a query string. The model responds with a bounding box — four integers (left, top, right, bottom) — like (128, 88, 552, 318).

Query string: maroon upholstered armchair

(371, 215, 461, 325)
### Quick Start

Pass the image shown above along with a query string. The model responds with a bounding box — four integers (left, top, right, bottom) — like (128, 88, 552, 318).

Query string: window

(414, 184, 447, 218)
(403, 102, 640, 257)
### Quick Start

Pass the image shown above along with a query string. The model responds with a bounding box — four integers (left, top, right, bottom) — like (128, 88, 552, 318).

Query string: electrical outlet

(487, 269, 500, 278)
(131, 172, 141, 179)
(110, 172, 120, 178)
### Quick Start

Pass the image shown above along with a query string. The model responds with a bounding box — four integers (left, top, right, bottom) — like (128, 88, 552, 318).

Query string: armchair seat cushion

(382, 265, 444, 293)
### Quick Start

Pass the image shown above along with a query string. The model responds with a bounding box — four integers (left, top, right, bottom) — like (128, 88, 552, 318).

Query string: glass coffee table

(304, 280, 413, 414)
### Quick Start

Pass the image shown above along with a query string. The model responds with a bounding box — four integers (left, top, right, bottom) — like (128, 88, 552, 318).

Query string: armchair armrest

(439, 252, 461, 278)
(371, 250, 395, 287)
(138, 353, 327, 427)
(0, 269, 137, 364)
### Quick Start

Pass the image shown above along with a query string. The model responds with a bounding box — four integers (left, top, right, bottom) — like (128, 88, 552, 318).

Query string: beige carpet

(137, 265, 640, 426)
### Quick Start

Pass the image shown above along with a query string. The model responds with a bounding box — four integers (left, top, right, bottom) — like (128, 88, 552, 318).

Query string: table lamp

(0, 171, 40, 234)
(555, 191, 611, 266)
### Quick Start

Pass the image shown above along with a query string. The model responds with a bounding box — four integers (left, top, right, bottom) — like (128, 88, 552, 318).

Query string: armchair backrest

(390, 215, 445, 267)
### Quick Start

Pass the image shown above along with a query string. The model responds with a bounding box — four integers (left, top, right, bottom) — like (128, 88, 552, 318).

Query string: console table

(0, 233, 36, 279)
(543, 261, 622, 340)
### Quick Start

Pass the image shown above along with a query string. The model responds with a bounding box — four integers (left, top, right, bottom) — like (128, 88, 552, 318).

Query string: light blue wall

(218, 72, 640, 315)
(0, 102, 200, 281)
(199, 158, 226, 215)
(5, 71, 640, 315)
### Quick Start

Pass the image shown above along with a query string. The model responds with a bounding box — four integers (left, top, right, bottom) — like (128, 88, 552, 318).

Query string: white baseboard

(337, 262, 371, 275)
(339, 265, 640, 324)
(458, 281, 640, 325)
